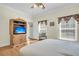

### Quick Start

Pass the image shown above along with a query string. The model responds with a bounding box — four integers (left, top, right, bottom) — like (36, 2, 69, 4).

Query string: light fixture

(31, 3, 45, 9)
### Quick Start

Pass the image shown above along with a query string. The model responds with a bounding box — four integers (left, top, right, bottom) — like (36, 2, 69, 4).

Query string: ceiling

(0, 3, 77, 17)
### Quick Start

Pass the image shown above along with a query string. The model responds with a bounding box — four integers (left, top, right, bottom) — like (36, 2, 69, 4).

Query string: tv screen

(14, 25, 26, 34)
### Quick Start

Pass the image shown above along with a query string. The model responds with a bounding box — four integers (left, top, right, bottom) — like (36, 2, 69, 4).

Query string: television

(14, 25, 26, 34)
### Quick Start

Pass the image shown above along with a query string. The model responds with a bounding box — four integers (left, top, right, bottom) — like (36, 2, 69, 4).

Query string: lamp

(31, 3, 45, 9)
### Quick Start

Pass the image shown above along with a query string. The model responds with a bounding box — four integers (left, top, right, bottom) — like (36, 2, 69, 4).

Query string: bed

(20, 39, 79, 56)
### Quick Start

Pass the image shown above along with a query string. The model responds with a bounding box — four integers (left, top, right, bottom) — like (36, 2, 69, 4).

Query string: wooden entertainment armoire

(9, 18, 27, 48)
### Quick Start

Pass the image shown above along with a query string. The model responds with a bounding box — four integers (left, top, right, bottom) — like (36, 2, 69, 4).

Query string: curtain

(58, 14, 79, 24)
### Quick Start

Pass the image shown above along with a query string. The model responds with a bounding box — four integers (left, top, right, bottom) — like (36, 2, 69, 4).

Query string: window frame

(59, 17, 77, 41)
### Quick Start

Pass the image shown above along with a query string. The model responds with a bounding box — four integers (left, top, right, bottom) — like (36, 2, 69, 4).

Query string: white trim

(75, 21, 77, 41)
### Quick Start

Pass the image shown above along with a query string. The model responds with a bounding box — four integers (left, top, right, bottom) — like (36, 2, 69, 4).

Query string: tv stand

(9, 18, 27, 48)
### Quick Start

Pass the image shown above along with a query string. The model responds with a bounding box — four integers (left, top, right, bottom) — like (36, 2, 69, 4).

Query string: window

(59, 17, 77, 41)
(38, 20, 47, 33)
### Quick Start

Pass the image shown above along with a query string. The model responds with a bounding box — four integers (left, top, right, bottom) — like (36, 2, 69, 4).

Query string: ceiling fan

(31, 3, 45, 9)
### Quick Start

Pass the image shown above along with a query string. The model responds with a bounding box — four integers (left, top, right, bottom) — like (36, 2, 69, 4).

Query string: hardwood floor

(0, 45, 20, 56)
(0, 40, 38, 56)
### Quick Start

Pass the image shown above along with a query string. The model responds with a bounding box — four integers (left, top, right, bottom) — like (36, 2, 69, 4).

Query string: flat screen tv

(14, 25, 26, 34)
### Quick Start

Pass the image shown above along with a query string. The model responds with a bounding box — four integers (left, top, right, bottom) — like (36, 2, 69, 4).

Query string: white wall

(32, 4, 79, 40)
(0, 5, 31, 47)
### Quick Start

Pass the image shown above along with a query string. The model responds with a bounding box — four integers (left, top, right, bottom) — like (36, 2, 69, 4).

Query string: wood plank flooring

(0, 40, 38, 56)
(0, 45, 20, 56)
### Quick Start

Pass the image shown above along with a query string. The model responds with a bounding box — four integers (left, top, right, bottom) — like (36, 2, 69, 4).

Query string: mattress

(20, 39, 79, 56)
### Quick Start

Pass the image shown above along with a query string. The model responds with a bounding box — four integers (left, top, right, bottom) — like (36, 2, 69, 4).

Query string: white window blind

(59, 17, 77, 41)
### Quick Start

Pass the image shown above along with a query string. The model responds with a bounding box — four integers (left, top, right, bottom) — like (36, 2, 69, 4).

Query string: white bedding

(20, 39, 79, 56)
